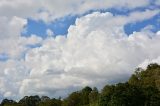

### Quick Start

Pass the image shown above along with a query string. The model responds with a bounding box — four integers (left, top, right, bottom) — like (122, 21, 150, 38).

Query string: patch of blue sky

(22, 15, 77, 38)
(0, 53, 9, 61)
(124, 13, 160, 35)
(75, 5, 160, 35)
(22, 19, 48, 38)
(81, 0, 159, 16)
(50, 15, 77, 36)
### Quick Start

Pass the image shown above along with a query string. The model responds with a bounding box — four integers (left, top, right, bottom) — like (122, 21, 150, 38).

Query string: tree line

(1, 63, 160, 106)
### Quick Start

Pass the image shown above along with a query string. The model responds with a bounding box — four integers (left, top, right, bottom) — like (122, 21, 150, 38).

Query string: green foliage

(39, 98, 61, 106)
(99, 85, 115, 106)
(62, 86, 92, 106)
(4, 103, 24, 106)
(63, 91, 81, 106)
(89, 87, 99, 104)
(109, 83, 145, 106)
(19, 95, 41, 106)
(128, 63, 160, 106)
(99, 83, 145, 106)
(129, 63, 160, 89)
(150, 92, 160, 106)
(1, 63, 160, 106)
(1, 99, 17, 106)
(81, 86, 92, 105)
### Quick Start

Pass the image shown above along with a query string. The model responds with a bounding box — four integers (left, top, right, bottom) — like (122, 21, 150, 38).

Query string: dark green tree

(89, 87, 99, 103)
(39, 98, 61, 106)
(1, 99, 17, 106)
(99, 85, 115, 106)
(81, 86, 92, 105)
(19, 95, 41, 106)
(63, 92, 81, 106)
(108, 83, 145, 106)
(89, 87, 99, 106)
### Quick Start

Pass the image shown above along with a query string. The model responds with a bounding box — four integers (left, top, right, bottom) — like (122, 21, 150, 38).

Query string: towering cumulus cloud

(0, 0, 160, 101)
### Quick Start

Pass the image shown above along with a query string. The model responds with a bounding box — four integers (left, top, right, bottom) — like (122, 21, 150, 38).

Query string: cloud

(46, 29, 54, 37)
(139, 56, 160, 69)
(0, 13, 43, 58)
(1, 10, 160, 100)
(33, 0, 151, 22)
(0, 16, 27, 39)
(0, 0, 38, 19)
(0, 16, 27, 58)
(0, 0, 152, 22)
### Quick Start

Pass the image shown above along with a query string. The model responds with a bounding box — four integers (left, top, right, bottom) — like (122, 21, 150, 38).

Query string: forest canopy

(0, 63, 160, 106)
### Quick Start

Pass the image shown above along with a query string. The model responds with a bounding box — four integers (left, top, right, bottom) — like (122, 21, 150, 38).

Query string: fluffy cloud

(0, 16, 27, 58)
(0, 16, 27, 39)
(25, 12, 160, 98)
(0, 15, 42, 60)
(1, 10, 160, 100)
(0, 0, 38, 19)
(139, 56, 160, 69)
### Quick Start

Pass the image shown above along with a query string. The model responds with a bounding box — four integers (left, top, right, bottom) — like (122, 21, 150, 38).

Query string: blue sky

(22, 16, 77, 38)
(125, 13, 160, 34)
(0, 53, 9, 61)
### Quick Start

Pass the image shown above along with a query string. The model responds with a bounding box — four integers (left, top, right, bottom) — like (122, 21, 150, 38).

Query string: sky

(0, 0, 160, 101)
